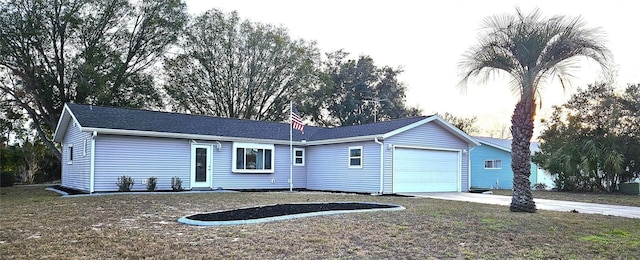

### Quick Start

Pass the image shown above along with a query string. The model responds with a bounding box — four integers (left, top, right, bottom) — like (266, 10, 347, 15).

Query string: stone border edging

(178, 202, 405, 226)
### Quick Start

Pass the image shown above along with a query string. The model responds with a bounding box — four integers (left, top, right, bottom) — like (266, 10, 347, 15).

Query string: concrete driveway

(400, 192, 640, 219)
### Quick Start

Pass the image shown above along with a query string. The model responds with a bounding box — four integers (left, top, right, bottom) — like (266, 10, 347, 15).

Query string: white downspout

(468, 145, 475, 191)
(374, 137, 384, 194)
(90, 131, 97, 193)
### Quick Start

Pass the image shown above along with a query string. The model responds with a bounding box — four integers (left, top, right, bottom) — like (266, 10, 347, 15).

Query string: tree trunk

(510, 98, 537, 213)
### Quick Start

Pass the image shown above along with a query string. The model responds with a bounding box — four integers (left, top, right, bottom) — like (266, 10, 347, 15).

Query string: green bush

(171, 176, 183, 191)
(1, 171, 16, 187)
(146, 177, 157, 191)
(116, 176, 134, 192)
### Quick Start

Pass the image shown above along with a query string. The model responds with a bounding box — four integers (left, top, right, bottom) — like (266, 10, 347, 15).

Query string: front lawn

(1, 186, 639, 259)
(491, 189, 640, 207)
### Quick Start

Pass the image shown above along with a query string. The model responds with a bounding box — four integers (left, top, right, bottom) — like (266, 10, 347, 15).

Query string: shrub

(146, 177, 157, 191)
(116, 176, 134, 192)
(1, 171, 16, 187)
(171, 176, 183, 191)
(532, 183, 548, 191)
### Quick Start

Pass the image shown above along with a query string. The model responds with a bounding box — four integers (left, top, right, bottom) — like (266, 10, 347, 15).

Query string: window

(348, 146, 363, 168)
(294, 148, 305, 166)
(83, 139, 88, 157)
(68, 144, 74, 164)
(484, 160, 502, 169)
(233, 143, 275, 173)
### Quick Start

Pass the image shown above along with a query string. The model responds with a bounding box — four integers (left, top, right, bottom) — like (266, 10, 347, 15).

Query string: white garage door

(393, 148, 459, 192)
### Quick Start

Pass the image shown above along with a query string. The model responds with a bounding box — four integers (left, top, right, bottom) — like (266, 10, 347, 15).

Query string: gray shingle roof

(474, 136, 512, 151)
(474, 136, 541, 154)
(66, 103, 429, 142)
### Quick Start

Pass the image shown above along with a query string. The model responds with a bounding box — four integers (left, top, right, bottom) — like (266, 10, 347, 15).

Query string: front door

(191, 144, 212, 188)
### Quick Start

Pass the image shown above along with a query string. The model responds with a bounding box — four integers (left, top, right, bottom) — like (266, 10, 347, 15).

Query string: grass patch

(1, 186, 639, 258)
(580, 229, 640, 253)
(491, 189, 640, 207)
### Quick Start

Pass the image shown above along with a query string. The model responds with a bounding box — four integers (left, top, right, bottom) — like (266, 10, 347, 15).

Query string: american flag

(291, 105, 304, 134)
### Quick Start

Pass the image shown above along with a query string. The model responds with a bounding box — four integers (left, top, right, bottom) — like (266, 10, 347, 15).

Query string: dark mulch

(49, 185, 88, 195)
(187, 202, 399, 221)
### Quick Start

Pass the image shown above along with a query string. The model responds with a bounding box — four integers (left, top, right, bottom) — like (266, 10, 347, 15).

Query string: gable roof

(54, 103, 479, 146)
(474, 136, 540, 154)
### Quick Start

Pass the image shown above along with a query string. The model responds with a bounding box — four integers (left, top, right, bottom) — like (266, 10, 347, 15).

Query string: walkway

(401, 192, 640, 219)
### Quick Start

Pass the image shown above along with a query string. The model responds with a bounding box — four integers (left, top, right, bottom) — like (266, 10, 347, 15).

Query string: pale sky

(183, 0, 640, 139)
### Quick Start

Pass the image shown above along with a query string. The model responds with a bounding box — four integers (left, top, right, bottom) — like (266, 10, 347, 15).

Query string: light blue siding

(212, 143, 307, 189)
(93, 135, 191, 192)
(306, 141, 381, 193)
(470, 145, 513, 189)
(470, 144, 538, 189)
(385, 121, 471, 193)
(61, 121, 91, 192)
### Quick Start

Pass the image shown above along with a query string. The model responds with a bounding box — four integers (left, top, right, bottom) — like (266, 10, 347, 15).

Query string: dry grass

(1, 186, 640, 259)
(491, 189, 640, 207)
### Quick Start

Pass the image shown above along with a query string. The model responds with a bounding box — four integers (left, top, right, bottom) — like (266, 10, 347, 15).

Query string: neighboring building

(470, 136, 555, 190)
(53, 104, 480, 194)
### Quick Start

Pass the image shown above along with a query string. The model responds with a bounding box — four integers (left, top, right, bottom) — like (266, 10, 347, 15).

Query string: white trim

(83, 139, 88, 157)
(79, 126, 387, 147)
(391, 145, 462, 193)
(484, 159, 503, 169)
(53, 104, 72, 142)
(393, 144, 462, 153)
(190, 140, 222, 151)
(67, 144, 74, 165)
(53, 104, 83, 143)
(348, 146, 363, 169)
(89, 131, 96, 193)
(81, 127, 307, 146)
(293, 148, 305, 166)
(191, 144, 213, 188)
(232, 142, 275, 173)
(374, 137, 384, 194)
(477, 139, 511, 152)
(305, 135, 383, 146)
(468, 145, 474, 191)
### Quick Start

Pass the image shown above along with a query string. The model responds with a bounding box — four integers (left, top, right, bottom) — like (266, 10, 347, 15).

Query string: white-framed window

(484, 160, 502, 169)
(294, 148, 305, 166)
(67, 144, 74, 164)
(83, 139, 88, 157)
(348, 146, 363, 168)
(232, 143, 275, 173)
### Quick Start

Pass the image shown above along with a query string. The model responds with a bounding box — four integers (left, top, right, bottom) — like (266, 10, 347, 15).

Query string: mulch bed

(48, 185, 88, 195)
(187, 202, 399, 221)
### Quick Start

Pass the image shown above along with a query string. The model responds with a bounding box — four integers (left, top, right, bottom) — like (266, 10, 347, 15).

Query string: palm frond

(459, 7, 612, 103)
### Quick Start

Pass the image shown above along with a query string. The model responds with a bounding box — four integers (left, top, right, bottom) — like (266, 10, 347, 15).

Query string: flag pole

(289, 101, 293, 192)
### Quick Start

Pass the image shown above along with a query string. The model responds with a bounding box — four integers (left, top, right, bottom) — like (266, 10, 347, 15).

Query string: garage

(393, 148, 460, 192)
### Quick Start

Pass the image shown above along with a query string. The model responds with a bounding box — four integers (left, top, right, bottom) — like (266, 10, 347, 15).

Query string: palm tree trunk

(510, 98, 537, 213)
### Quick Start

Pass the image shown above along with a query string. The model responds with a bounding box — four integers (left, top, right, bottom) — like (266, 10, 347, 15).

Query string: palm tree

(459, 8, 611, 212)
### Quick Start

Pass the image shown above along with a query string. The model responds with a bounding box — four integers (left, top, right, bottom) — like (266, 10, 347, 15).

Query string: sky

(183, 0, 640, 139)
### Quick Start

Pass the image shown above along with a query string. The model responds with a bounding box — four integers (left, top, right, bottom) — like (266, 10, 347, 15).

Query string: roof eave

(82, 127, 307, 145)
(53, 104, 82, 143)
(477, 139, 512, 152)
(305, 135, 384, 146)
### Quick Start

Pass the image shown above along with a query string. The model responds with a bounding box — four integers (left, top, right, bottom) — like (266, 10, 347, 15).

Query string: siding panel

(212, 143, 306, 189)
(61, 121, 91, 192)
(470, 145, 543, 190)
(93, 135, 190, 192)
(470, 145, 513, 189)
(306, 141, 381, 193)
